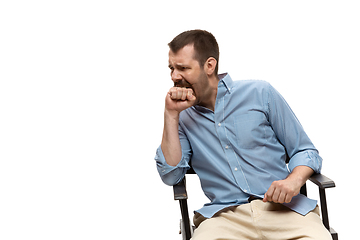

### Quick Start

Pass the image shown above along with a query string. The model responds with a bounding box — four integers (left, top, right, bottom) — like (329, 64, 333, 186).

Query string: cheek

(186, 70, 201, 84)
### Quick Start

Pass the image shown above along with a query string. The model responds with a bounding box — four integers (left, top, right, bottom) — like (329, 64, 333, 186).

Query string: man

(155, 30, 331, 240)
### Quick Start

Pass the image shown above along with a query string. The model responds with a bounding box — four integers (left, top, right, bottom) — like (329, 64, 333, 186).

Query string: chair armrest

(309, 173, 335, 189)
(173, 177, 188, 200)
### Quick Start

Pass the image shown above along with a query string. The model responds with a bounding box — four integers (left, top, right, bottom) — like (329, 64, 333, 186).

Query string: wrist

(287, 166, 314, 187)
(164, 108, 180, 121)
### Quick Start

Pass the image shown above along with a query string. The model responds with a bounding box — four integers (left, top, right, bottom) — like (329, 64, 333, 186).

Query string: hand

(263, 178, 301, 204)
(263, 166, 314, 204)
(165, 87, 197, 115)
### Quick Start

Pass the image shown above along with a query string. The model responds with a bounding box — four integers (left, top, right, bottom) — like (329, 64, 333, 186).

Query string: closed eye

(177, 65, 190, 71)
(168, 64, 190, 72)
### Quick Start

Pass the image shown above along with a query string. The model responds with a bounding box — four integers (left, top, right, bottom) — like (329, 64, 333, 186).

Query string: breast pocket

(233, 111, 267, 149)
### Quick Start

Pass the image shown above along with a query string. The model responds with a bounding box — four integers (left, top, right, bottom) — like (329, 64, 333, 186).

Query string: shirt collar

(218, 73, 233, 94)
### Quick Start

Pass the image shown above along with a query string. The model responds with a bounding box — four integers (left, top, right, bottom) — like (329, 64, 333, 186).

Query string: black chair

(173, 160, 338, 240)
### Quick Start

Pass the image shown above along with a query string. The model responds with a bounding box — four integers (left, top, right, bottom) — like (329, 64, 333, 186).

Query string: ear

(204, 57, 217, 76)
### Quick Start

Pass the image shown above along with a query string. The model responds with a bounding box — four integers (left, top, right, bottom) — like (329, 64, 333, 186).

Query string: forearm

(286, 165, 314, 188)
(161, 110, 182, 167)
(161, 87, 196, 167)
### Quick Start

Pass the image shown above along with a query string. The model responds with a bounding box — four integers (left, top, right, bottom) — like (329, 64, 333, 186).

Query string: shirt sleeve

(155, 122, 192, 186)
(266, 83, 322, 173)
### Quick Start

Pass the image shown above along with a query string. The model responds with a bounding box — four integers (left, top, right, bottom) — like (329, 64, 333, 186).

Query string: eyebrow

(168, 63, 189, 69)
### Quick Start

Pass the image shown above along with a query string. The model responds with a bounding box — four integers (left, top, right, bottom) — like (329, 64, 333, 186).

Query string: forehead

(168, 45, 197, 65)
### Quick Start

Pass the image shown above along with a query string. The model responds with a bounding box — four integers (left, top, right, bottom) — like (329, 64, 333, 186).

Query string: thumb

(263, 194, 268, 202)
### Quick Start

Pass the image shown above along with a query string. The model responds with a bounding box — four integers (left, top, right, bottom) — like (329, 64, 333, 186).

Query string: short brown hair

(168, 30, 219, 75)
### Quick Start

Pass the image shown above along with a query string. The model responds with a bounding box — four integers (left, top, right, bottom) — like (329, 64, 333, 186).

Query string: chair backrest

(285, 150, 290, 164)
(186, 165, 196, 174)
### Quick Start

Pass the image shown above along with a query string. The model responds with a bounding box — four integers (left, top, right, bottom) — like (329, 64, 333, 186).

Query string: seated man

(155, 29, 331, 240)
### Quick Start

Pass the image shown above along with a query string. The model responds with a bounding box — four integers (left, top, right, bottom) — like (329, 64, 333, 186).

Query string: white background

(1, 1, 359, 239)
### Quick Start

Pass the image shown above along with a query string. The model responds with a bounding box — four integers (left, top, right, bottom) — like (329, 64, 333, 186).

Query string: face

(168, 45, 209, 104)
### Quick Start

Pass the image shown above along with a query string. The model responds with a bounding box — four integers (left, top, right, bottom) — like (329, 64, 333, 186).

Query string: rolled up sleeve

(267, 83, 323, 174)
(155, 146, 191, 186)
(287, 149, 322, 173)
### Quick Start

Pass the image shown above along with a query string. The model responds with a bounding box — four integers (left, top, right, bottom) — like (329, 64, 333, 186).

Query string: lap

(192, 201, 332, 240)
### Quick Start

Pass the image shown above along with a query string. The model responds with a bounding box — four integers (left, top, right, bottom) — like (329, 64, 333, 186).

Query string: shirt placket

(214, 86, 251, 195)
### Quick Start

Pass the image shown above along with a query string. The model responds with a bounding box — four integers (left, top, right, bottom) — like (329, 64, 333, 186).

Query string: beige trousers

(192, 200, 332, 240)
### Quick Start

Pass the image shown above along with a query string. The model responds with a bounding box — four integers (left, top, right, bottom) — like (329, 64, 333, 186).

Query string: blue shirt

(155, 73, 322, 218)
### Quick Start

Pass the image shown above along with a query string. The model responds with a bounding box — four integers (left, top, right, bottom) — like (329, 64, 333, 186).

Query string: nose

(171, 69, 183, 83)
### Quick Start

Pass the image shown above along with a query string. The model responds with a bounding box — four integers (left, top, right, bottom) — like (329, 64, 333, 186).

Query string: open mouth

(174, 79, 193, 89)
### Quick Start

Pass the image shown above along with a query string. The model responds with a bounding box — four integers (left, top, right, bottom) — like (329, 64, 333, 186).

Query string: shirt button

(234, 167, 238, 171)
(225, 145, 229, 149)
(244, 189, 248, 193)
(218, 123, 221, 127)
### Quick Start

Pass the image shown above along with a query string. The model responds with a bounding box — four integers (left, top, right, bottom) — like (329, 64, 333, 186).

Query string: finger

(175, 88, 183, 99)
(263, 194, 268, 202)
(284, 190, 297, 203)
(180, 89, 187, 100)
(177, 88, 187, 100)
(278, 191, 287, 203)
(186, 89, 195, 100)
(169, 87, 178, 99)
(271, 188, 280, 203)
(285, 194, 292, 203)
(265, 186, 275, 202)
(169, 87, 183, 100)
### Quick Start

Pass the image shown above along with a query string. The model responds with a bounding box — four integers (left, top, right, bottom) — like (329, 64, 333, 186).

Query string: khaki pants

(192, 200, 332, 240)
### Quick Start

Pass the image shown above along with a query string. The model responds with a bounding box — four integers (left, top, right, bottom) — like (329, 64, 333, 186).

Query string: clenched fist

(263, 178, 300, 203)
(263, 166, 314, 204)
(165, 87, 197, 115)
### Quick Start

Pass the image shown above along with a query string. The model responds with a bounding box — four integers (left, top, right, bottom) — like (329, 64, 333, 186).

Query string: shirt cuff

(288, 150, 322, 174)
(155, 145, 190, 186)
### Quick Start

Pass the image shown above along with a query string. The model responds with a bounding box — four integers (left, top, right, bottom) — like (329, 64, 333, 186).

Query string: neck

(198, 75, 219, 111)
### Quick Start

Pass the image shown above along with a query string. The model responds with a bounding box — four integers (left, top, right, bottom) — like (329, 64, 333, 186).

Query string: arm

(265, 84, 322, 173)
(161, 87, 196, 166)
(154, 87, 196, 185)
(263, 84, 322, 203)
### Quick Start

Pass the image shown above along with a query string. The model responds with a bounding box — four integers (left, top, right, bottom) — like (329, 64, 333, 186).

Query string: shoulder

(231, 79, 273, 97)
(233, 79, 271, 89)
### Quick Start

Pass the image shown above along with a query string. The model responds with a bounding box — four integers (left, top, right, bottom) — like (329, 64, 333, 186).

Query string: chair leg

(318, 188, 330, 230)
(179, 199, 192, 240)
(330, 227, 338, 240)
